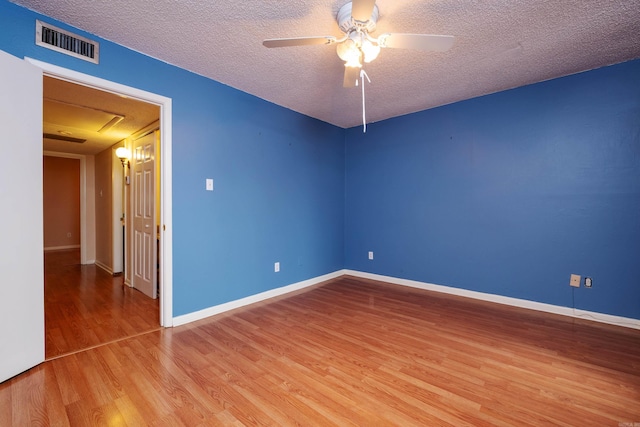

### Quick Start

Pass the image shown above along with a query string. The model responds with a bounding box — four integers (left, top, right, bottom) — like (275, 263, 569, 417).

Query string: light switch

(206, 178, 214, 191)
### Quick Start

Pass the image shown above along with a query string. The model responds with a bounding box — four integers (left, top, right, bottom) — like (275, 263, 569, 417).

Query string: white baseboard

(44, 244, 80, 251)
(170, 269, 640, 331)
(345, 270, 640, 330)
(95, 261, 113, 275)
(172, 270, 347, 327)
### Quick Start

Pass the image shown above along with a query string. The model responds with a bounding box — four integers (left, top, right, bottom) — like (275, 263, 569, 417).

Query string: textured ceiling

(12, 0, 640, 128)
(43, 76, 159, 155)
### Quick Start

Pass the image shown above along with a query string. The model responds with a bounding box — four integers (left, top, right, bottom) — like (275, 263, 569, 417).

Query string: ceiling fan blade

(343, 66, 361, 88)
(378, 33, 455, 52)
(263, 36, 337, 48)
(351, 0, 377, 22)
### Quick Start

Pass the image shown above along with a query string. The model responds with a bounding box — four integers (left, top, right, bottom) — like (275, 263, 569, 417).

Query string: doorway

(29, 57, 174, 330)
(42, 80, 163, 359)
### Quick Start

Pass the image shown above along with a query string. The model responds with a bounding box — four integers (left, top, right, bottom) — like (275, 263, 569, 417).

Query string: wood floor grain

(44, 249, 159, 359)
(3, 275, 639, 426)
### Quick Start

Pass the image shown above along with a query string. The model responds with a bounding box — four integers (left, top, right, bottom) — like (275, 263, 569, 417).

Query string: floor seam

(45, 326, 164, 361)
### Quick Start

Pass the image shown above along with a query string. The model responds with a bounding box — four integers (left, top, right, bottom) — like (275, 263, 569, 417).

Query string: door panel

(0, 50, 44, 382)
(132, 132, 157, 299)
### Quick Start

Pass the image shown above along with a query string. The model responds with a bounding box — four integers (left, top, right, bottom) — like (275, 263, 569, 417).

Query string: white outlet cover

(274, 262, 280, 272)
(206, 178, 214, 191)
(570, 274, 581, 288)
(368, 251, 374, 260)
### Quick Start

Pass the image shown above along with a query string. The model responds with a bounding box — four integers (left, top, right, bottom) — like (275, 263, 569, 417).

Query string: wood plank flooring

(44, 249, 159, 359)
(2, 275, 640, 425)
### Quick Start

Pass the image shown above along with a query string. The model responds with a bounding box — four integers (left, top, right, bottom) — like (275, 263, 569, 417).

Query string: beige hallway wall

(43, 156, 80, 250)
(95, 147, 113, 271)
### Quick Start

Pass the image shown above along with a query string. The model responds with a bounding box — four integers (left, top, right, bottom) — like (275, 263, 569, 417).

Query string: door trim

(27, 58, 174, 327)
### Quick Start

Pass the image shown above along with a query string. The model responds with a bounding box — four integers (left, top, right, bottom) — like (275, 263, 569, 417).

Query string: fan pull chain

(358, 69, 371, 133)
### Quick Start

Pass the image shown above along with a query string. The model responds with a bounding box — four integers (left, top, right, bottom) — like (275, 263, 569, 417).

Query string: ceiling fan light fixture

(361, 39, 380, 63)
(336, 38, 356, 61)
(337, 38, 363, 67)
(262, 0, 455, 92)
(345, 58, 362, 68)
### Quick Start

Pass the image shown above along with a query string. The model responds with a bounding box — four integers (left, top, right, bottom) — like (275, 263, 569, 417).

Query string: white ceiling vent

(36, 20, 99, 64)
(43, 133, 86, 144)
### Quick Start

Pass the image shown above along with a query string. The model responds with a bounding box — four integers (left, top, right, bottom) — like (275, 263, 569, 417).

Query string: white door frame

(27, 58, 174, 327)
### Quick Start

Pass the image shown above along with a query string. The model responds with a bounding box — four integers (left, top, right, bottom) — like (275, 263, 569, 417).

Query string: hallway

(45, 249, 159, 359)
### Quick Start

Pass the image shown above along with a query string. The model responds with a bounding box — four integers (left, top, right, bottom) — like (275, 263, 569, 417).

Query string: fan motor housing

(337, 2, 379, 33)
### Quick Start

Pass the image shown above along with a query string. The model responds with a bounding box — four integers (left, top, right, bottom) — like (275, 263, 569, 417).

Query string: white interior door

(132, 132, 157, 299)
(0, 50, 44, 382)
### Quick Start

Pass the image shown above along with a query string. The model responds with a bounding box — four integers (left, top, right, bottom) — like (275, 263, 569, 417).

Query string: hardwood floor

(2, 275, 640, 425)
(44, 249, 159, 359)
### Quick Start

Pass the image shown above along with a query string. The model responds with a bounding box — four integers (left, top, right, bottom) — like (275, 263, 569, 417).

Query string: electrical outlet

(368, 251, 374, 260)
(274, 262, 280, 273)
(584, 277, 593, 288)
(569, 274, 581, 288)
(206, 178, 214, 191)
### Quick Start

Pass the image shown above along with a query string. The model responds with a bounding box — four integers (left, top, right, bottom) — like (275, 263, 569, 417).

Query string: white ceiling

(12, 0, 640, 129)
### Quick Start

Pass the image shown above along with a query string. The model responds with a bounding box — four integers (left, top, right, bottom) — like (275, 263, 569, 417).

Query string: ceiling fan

(263, 0, 455, 88)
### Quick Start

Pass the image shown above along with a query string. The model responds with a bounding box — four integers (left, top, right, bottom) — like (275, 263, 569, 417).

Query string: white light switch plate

(206, 178, 213, 191)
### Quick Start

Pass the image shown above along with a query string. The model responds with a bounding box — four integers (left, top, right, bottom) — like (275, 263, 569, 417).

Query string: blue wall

(0, 0, 345, 316)
(2, 0, 638, 321)
(345, 59, 640, 319)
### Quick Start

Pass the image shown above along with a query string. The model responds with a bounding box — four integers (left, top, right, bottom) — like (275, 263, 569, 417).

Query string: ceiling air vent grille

(43, 133, 87, 144)
(36, 20, 99, 64)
